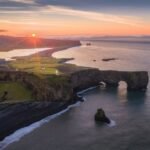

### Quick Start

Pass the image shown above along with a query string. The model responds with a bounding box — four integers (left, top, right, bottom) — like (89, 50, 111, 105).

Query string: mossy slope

(0, 82, 33, 103)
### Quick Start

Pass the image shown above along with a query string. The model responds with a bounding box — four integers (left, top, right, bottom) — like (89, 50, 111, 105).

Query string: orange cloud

(0, 29, 7, 32)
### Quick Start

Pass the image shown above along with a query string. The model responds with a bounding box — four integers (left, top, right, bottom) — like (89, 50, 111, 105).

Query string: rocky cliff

(70, 69, 149, 91)
(0, 69, 149, 141)
(0, 71, 74, 102)
(0, 69, 148, 102)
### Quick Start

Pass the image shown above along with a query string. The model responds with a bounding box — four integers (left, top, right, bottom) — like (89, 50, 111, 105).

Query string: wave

(0, 86, 98, 150)
(0, 101, 83, 150)
(108, 120, 116, 127)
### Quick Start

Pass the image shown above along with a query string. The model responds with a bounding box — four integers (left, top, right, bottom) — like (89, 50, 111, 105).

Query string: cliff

(0, 71, 74, 102)
(0, 69, 149, 141)
(0, 69, 148, 102)
(70, 69, 149, 91)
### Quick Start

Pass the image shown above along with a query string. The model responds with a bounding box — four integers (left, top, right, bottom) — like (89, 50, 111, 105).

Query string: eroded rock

(94, 108, 110, 124)
(70, 69, 149, 91)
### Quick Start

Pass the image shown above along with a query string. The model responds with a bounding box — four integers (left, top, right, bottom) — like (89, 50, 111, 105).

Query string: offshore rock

(94, 108, 110, 124)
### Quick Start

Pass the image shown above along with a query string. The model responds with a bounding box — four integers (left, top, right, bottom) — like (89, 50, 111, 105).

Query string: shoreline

(0, 99, 80, 142)
(0, 86, 98, 149)
(0, 41, 149, 148)
(15, 42, 81, 58)
(0, 43, 82, 142)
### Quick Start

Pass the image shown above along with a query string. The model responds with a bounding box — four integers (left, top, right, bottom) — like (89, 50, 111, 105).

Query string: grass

(9, 56, 60, 75)
(0, 82, 33, 103)
(8, 56, 85, 77)
(0, 56, 86, 103)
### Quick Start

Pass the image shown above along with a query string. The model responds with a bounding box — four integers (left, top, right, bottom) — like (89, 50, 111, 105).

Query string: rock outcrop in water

(94, 108, 110, 124)
(70, 69, 149, 91)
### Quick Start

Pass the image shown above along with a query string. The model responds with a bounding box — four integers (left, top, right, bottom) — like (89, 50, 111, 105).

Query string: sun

(32, 33, 36, 37)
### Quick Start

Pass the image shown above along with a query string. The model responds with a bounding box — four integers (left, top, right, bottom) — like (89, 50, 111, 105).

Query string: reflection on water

(4, 85, 150, 150)
(53, 41, 150, 71)
(102, 81, 147, 105)
(127, 91, 146, 106)
(0, 48, 50, 60)
(117, 81, 128, 103)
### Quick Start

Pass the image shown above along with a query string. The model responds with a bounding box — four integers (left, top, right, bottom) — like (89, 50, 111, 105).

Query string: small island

(102, 58, 118, 62)
(95, 108, 110, 124)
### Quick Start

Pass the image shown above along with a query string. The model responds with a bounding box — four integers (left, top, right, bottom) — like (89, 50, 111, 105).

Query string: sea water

(3, 39, 150, 150)
(0, 47, 50, 60)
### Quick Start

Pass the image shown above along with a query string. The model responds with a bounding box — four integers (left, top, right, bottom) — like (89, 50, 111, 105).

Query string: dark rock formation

(70, 69, 100, 91)
(94, 108, 110, 124)
(70, 69, 149, 91)
(0, 69, 148, 102)
(102, 58, 118, 62)
(86, 43, 91, 46)
(0, 91, 8, 102)
(0, 69, 148, 103)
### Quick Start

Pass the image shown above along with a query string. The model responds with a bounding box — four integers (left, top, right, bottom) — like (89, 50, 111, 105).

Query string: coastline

(0, 86, 98, 150)
(0, 43, 83, 142)
(0, 40, 149, 149)
(0, 39, 82, 73)
(34, 45, 81, 58)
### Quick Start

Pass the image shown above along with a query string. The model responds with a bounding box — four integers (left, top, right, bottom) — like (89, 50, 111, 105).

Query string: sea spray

(107, 120, 116, 127)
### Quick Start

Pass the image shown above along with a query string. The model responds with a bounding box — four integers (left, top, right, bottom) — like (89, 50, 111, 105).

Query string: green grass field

(8, 56, 84, 77)
(1, 56, 85, 103)
(0, 82, 33, 103)
(9, 57, 60, 75)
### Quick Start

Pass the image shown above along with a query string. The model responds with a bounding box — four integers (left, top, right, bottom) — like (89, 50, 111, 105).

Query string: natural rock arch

(70, 69, 149, 91)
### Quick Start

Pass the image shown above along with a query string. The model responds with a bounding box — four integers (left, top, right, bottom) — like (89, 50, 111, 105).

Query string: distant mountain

(47, 35, 150, 43)
(0, 35, 81, 51)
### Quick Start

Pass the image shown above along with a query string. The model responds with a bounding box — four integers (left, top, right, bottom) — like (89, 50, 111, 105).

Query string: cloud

(0, 0, 38, 11)
(1, 0, 150, 11)
(35, 0, 150, 9)
(41, 6, 144, 26)
(0, 29, 7, 32)
(0, 3, 144, 27)
(10, 0, 35, 4)
(0, 1, 146, 28)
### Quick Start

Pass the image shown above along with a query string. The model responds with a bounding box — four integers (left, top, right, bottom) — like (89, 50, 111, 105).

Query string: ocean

(0, 47, 50, 60)
(3, 39, 150, 150)
(53, 40, 150, 71)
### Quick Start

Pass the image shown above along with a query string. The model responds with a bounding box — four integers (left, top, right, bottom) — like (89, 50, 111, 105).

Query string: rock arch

(100, 71, 149, 91)
(70, 69, 149, 91)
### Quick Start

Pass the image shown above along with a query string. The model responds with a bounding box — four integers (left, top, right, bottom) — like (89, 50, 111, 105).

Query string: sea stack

(94, 108, 110, 124)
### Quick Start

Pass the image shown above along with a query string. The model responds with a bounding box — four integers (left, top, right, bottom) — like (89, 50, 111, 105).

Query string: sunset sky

(0, 0, 150, 36)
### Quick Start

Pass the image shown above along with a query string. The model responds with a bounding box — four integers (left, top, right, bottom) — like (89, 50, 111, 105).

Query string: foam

(107, 120, 116, 127)
(0, 101, 82, 150)
(0, 86, 106, 150)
